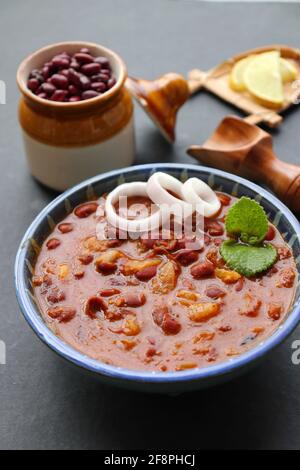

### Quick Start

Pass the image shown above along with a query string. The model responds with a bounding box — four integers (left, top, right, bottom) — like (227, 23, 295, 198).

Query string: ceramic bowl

(15, 164, 300, 394)
(17, 41, 135, 191)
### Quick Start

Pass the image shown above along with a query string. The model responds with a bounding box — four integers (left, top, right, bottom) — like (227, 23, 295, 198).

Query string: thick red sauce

(33, 193, 297, 372)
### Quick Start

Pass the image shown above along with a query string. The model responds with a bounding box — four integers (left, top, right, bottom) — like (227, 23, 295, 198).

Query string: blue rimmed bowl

(15, 164, 300, 394)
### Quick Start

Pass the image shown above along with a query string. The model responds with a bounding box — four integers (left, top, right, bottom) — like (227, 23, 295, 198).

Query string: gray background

(1, 0, 300, 450)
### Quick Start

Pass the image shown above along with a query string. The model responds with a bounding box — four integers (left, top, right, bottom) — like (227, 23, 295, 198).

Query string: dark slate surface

(1, 0, 300, 450)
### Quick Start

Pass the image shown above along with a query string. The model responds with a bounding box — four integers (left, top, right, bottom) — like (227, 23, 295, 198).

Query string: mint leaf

(220, 240, 277, 277)
(225, 197, 268, 245)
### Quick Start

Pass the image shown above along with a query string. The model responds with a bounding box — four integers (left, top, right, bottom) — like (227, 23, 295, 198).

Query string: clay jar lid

(126, 72, 189, 142)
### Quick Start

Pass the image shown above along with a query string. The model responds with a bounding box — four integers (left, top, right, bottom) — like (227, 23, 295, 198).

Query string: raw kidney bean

(69, 68, 81, 86)
(46, 238, 61, 250)
(48, 306, 76, 323)
(68, 84, 80, 95)
(70, 60, 80, 70)
(69, 96, 81, 102)
(51, 74, 68, 89)
(191, 261, 215, 279)
(58, 223, 73, 234)
(107, 78, 116, 89)
(51, 90, 68, 102)
(27, 78, 40, 92)
(37, 92, 47, 99)
(42, 66, 50, 79)
(81, 63, 101, 76)
(91, 82, 107, 92)
(52, 56, 70, 69)
(80, 47, 90, 54)
(74, 52, 94, 64)
(94, 56, 110, 67)
(41, 83, 56, 95)
(79, 75, 91, 90)
(82, 90, 99, 100)
(74, 202, 98, 218)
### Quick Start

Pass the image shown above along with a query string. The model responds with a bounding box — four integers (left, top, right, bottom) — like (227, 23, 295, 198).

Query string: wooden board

(188, 45, 300, 128)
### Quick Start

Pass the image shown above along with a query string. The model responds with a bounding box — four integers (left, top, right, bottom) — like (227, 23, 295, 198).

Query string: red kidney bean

(60, 69, 70, 79)
(69, 96, 81, 102)
(48, 306, 76, 323)
(68, 84, 80, 95)
(37, 92, 47, 99)
(265, 225, 276, 241)
(96, 262, 117, 275)
(74, 202, 98, 218)
(52, 56, 70, 68)
(91, 82, 107, 92)
(74, 52, 94, 64)
(205, 220, 224, 237)
(206, 285, 226, 299)
(101, 68, 111, 75)
(41, 83, 56, 95)
(122, 293, 146, 308)
(70, 60, 80, 70)
(94, 56, 110, 67)
(191, 261, 215, 279)
(51, 74, 69, 89)
(42, 66, 50, 80)
(82, 90, 99, 100)
(85, 296, 107, 319)
(46, 287, 65, 304)
(46, 238, 61, 250)
(27, 78, 40, 92)
(174, 249, 199, 266)
(68, 68, 81, 86)
(58, 223, 73, 234)
(97, 73, 109, 83)
(152, 305, 181, 335)
(218, 193, 231, 206)
(235, 277, 244, 292)
(135, 265, 158, 282)
(107, 78, 116, 89)
(80, 47, 90, 54)
(29, 69, 44, 82)
(78, 254, 94, 265)
(51, 90, 68, 101)
(79, 75, 91, 90)
(81, 63, 101, 76)
(100, 288, 121, 297)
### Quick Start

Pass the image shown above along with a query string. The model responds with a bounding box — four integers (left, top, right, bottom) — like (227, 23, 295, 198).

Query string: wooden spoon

(187, 115, 300, 212)
(126, 73, 189, 143)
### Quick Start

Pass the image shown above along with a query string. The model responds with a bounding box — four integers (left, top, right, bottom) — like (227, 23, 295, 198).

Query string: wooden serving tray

(188, 45, 300, 128)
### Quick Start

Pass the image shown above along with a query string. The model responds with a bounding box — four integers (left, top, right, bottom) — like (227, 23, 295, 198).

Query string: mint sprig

(220, 197, 277, 277)
(220, 240, 277, 277)
(225, 196, 268, 245)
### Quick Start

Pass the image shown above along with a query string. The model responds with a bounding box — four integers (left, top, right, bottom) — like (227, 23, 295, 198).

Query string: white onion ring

(182, 178, 221, 218)
(105, 182, 162, 233)
(147, 172, 191, 213)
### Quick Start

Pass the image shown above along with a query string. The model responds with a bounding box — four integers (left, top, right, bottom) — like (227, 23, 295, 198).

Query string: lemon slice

(244, 51, 284, 107)
(229, 55, 255, 91)
(280, 58, 298, 83)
